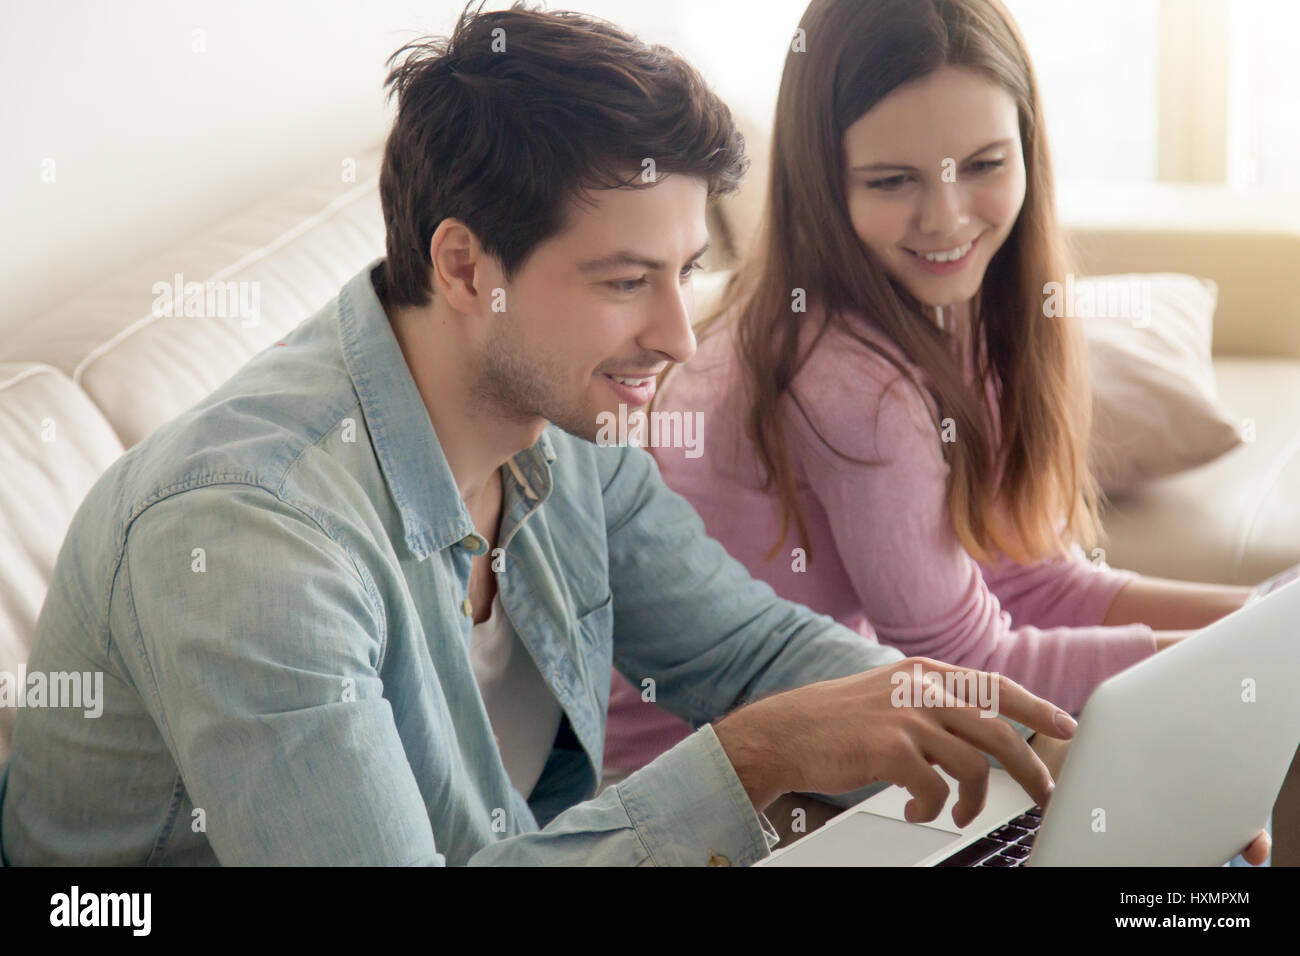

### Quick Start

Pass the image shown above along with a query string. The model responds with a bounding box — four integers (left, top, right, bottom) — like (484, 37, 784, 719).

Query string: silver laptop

(759, 574, 1300, 866)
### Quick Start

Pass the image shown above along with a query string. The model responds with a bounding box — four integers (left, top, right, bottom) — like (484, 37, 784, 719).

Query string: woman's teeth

(608, 375, 652, 386)
(912, 240, 973, 263)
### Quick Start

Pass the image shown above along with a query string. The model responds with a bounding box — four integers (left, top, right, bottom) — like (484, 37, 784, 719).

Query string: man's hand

(712, 658, 1076, 828)
(1028, 730, 1070, 782)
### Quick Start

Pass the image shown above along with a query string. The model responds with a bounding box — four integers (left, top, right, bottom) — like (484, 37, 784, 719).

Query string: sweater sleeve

(980, 542, 1140, 631)
(785, 344, 1156, 715)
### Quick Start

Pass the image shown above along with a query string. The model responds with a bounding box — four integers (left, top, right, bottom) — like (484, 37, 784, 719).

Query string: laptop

(759, 573, 1300, 867)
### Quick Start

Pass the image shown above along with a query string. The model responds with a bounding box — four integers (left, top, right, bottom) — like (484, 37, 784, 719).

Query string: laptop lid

(1029, 578, 1300, 866)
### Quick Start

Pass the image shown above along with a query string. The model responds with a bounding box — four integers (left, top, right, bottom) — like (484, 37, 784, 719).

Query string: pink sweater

(603, 302, 1157, 775)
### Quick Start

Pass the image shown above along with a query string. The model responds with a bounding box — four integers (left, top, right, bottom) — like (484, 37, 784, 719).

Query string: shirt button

(462, 597, 473, 617)
(460, 534, 479, 550)
(707, 852, 732, 867)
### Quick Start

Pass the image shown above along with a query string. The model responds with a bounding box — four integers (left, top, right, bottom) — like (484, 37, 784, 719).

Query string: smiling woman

(702, 0, 1093, 572)
(605, 0, 1255, 807)
(845, 105, 1023, 296)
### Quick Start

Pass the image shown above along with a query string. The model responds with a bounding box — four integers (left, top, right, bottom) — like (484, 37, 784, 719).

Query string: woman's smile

(902, 232, 983, 275)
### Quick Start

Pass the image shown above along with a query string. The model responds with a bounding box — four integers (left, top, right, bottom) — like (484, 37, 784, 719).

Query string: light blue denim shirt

(1, 259, 1016, 866)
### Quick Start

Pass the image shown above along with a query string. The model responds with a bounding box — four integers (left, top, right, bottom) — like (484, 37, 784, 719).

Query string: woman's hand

(1240, 830, 1272, 865)
(1154, 630, 1193, 651)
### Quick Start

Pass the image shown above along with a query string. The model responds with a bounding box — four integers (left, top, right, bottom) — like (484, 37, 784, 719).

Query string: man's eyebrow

(849, 137, 1013, 174)
(577, 238, 712, 275)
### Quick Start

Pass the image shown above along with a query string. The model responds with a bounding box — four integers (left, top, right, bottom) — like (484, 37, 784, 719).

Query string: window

(1228, 0, 1300, 189)
(638, 0, 1298, 194)
(1004, 0, 1161, 186)
(1010, 0, 1300, 192)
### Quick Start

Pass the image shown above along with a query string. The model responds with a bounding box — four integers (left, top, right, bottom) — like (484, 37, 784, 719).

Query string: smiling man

(0, 2, 1083, 867)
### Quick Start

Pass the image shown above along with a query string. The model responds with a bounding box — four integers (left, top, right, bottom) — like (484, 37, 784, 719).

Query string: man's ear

(429, 218, 491, 314)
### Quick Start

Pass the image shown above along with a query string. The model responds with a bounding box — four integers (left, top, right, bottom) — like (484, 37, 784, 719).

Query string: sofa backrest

(0, 145, 388, 448)
(0, 364, 125, 759)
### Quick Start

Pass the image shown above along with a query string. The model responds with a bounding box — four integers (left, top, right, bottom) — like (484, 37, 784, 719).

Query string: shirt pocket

(573, 591, 614, 716)
(573, 591, 613, 650)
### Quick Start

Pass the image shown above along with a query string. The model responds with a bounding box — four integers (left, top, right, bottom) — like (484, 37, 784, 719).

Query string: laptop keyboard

(936, 806, 1042, 866)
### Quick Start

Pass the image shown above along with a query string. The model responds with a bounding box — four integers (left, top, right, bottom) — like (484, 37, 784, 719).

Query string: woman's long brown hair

(685, 0, 1103, 566)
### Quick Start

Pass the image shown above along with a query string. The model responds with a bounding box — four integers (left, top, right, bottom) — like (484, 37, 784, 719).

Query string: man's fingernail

(1054, 711, 1077, 737)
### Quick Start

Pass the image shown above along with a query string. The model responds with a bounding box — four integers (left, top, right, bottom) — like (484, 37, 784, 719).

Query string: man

(0, 2, 1265, 866)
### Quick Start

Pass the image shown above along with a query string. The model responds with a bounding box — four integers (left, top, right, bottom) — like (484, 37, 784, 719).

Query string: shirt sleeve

(469, 723, 781, 866)
(786, 356, 1157, 716)
(118, 486, 444, 865)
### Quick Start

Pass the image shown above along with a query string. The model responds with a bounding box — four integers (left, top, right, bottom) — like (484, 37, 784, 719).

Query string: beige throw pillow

(1077, 273, 1243, 494)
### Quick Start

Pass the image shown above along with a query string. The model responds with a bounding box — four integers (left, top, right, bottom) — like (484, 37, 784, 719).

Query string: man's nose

(643, 280, 697, 365)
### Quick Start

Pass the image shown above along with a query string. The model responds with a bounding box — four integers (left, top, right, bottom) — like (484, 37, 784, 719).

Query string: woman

(604, 0, 1263, 780)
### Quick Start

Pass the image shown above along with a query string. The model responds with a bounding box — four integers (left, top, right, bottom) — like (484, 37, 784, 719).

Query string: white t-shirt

(468, 591, 564, 799)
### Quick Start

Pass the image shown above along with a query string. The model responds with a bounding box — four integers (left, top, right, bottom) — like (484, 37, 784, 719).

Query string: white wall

(0, 0, 804, 336)
(18, 0, 1282, 337)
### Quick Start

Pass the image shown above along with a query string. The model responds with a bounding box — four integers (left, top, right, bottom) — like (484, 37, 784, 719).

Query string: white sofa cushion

(0, 363, 125, 763)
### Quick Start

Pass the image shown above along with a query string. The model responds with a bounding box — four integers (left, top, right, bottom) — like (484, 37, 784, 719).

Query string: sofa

(3, 136, 1298, 860)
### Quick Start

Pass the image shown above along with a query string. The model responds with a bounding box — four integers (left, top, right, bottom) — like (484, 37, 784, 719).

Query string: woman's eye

(866, 174, 910, 191)
(865, 160, 1004, 190)
(609, 277, 648, 293)
(680, 262, 702, 279)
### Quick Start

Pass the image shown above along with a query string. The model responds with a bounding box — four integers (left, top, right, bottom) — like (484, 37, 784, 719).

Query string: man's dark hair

(376, 0, 749, 309)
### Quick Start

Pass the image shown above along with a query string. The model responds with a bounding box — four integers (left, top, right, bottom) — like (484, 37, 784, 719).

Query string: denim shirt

(1, 259, 980, 866)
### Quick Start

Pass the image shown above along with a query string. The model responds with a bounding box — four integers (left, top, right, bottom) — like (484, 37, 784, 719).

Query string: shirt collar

(338, 258, 555, 560)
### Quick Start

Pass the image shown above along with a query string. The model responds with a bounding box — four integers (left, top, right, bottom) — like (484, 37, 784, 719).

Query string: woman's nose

(917, 181, 971, 239)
